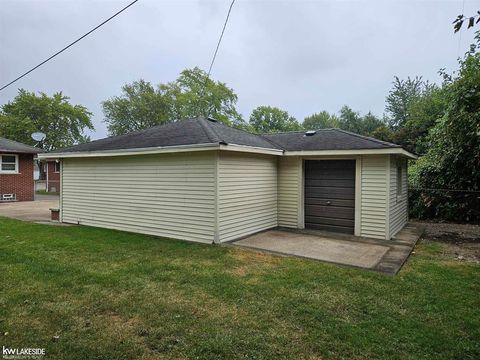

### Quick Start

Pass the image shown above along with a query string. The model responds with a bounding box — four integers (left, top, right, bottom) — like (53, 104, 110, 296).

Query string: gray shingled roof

(263, 128, 401, 151)
(49, 117, 402, 154)
(0, 137, 42, 154)
(50, 117, 280, 153)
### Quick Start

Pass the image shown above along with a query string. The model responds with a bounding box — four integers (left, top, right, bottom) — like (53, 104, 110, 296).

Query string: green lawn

(0, 217, 479, 359)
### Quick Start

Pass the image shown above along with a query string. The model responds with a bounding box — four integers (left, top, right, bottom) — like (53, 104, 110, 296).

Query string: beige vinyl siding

(217, 152, 277, 242)
(61, 152, 216, 243)
(277, 157, 302, 228)
(360, 155, 388, 239)
(389, 155, 408, 238)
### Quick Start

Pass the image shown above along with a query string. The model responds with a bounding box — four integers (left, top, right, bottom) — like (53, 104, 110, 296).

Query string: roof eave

(0, 149, 41, 154)
(219, 143, 283, 155)
(284, 148, 418, 159)
(37, 142, 283, 159)
(38, 143, 221, 159)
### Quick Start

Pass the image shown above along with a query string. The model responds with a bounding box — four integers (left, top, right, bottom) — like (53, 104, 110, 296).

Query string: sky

(0, 0, 478, 140)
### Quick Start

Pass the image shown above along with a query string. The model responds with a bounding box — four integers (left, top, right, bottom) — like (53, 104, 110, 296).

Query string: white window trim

(0, 154, 19, 174)
(54, 161, 60, 173)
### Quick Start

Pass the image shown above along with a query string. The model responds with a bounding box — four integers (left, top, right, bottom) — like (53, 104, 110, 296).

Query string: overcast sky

(1, 0, 477, 139)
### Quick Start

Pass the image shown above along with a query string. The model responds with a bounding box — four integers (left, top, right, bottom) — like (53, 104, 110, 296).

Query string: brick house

(0, 137, 42, 202)
(46, 160, 60, 192)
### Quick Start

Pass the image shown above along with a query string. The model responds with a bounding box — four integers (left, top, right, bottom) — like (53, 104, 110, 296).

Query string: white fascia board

(37, 143, 220, 160)
(219, 144, 283, 156)
(284, 148, 418, 159)
(37, 143, 283, 160)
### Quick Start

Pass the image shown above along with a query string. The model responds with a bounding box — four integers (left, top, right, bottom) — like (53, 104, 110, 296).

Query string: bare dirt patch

(413, 221, 480, 263)
(414, 221, 480, 244)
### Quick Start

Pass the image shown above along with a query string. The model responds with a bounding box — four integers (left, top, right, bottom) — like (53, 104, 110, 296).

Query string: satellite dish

(31, 132, 46, 142)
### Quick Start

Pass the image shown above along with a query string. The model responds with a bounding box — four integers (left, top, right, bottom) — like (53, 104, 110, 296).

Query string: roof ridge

(333, 128, 401, 147)
(257, 134, 285, 149)
(198, 117, 223, 144)
(204, 117, 281, 149)
(264, 128, 335, 136)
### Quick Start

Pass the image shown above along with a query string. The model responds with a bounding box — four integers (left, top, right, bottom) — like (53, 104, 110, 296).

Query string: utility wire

(0, 0, 140, 92)
(457, 0, 466, 56)
(207, 0, 236, 79)
(199, 0, 236, 117)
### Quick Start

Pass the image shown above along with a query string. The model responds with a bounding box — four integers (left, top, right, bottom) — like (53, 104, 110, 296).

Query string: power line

(207, 0, 236, 78)
(0, 0, 140, 92)
(457, 0, 465, 56)
(200, 0, 236, 117)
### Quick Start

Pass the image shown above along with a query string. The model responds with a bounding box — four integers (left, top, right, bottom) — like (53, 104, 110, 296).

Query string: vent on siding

(0, 194, 16, 202)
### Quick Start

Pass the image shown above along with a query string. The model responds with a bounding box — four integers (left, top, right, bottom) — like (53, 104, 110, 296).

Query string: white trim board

(284, 148, 417, 159)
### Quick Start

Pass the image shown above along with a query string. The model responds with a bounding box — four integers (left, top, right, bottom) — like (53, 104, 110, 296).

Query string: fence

(409, 187, 480, 223)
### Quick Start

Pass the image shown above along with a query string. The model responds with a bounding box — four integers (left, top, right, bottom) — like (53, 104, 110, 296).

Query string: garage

(304, 160, 356, 234)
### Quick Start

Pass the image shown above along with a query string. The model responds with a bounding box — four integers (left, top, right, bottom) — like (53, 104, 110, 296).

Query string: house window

(0, 154, 18, 173)
(396, 163, 403, 197)
(54, 162, 60, 173)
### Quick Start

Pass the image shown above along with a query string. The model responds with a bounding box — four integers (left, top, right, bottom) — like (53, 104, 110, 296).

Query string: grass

(0, 217, 479, 359)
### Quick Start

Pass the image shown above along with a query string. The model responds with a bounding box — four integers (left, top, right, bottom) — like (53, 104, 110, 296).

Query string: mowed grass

(0, 218, 479, 360)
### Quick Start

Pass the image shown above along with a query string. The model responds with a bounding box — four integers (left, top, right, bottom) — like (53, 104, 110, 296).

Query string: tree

(303, 107, 386, 137)
(249, 106, 302, 133)
(370, 124, 395, 142)
(409, 33, 480, 222)
(399, 85, 448, 154)
(453, 12, 480, 32)
(337, 106, 365, 134)
(303, 111, 339, 130)
(361, 112, 385, 135)
(103, 67, 246, 136)
(0, 89, 93, 151)
(385, 76, 429, 129)
(103, 80, 171, 136)
(162, 67, 244, 127)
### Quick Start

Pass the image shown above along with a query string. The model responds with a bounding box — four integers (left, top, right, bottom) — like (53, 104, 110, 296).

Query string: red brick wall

(0, 153, 35, 201)
(47, 161, 60, 193)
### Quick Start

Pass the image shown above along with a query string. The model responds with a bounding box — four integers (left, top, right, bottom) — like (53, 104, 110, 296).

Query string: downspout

(46, 161, 49, 192)
(213, 149, 220, 244)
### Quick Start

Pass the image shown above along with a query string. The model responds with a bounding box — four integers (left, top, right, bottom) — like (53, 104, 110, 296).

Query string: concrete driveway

(233, 225, 422, 274)
(0, 195, 59, 223)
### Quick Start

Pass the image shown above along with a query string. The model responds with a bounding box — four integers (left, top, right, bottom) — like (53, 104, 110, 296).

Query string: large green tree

(0, 90, 93, 151)
(102, 80, 171, 136)
(409, 33, 480, 222)
(249, 106, 302, 133)
(103, 67, 245, 136)
(396, 85, 448, 154)
(385, 76, 430, 129)
(303, 111, 339, 130)
(336, 106, 384, 136)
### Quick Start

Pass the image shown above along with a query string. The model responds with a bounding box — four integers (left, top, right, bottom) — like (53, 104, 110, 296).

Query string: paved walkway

(233, 224, 423, 275)
(0, 195, 59, 223)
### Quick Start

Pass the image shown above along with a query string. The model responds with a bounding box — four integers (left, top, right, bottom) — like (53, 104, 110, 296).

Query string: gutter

(37, 143, 415, 160)
(37, 142, 284, 159)
(283, 148, 418, 159)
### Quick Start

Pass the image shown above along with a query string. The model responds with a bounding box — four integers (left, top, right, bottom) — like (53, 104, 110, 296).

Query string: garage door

(304, 160, 355, 234)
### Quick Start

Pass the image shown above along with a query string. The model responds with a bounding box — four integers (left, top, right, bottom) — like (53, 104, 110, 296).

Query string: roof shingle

(48, 117, 402, 154)
(263, 128, 401, 151)
(0, 137, 42, 154)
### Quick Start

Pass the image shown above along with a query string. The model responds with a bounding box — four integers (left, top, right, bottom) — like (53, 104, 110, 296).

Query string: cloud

(0, 0, 476, 139)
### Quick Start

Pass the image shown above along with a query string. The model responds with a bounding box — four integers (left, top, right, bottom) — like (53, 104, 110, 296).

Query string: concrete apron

(0, 196, 59, 223)
(232, 224, 424, 275)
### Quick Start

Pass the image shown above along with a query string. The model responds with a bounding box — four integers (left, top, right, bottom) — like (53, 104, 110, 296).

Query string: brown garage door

(304, 160, 355, 234)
